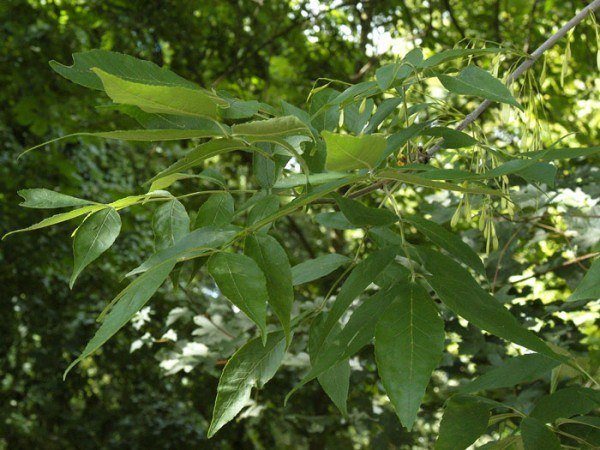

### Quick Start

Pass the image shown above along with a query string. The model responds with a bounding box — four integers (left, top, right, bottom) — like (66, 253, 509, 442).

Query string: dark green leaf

(70, 207, 121, 288)
(375, 283, 445, 429)
(520, 417, 561, 450)
(418, 248, 562, 361)
(459, 353, 560, 394)
(435, 395, 491, 450)
(152, 199, 190, 251)
(65, 259, 176, 378)
(343, 98, 374, 134)
(207, 252, 269, 341)
(244, 234, 293, 344)
(18, 188, 95, 209)
(531, 387, 600, 424)
(420, 127, 478, 148)
(128, 225, 240, 276)
(404, 215, 484, 274)
(208, 331, 286, 437)
(333, 193, 397, 227)
(314, 211, 358, 230)
(50, 49, 197, 90)
(195, 193, 235, 228)
(567, 257, 599, 304)
(291, 253, 351, 286)
(364, 97, 403, 134)
(439, 66, 522, 109)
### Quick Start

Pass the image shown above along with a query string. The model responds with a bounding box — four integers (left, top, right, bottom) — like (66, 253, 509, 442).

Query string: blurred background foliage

(1, 0, 598, 448)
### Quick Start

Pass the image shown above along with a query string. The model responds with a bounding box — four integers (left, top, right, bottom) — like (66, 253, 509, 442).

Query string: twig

(510, 252, 599, 284)
(426, 0, 600, 159)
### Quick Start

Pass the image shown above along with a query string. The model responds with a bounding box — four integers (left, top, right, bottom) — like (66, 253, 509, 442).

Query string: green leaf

(18, 188, 95, 209)
(207, 252, 269, 342)
(148, 139, 250, 183)
(364, 97, 403, 134)
(523, 146, 600, 161)
(20, 129, 231, 158)
(64, 259, 176, 378)
(531, 387, 600, 424)
(318, 359, 350, 416)
(232, 116, 311, 139)
(323, 131, 387, 172)
(418, 248, 562, 361)
(195, 193, 235, 228)
(219, 98, 260, 119)
(127, 225, 240, 276)
(314, 211, 357, 230)
(296, 283, 405, 390)
(148, 173, 196, 192)
(152, 199, 190, 251)
(420, 127, 478, 148)
(310, 88, 341, 132)
(93, 69, 226, 118)
(459, 353, 560, 394)
(333, 193, 397, 227)
(435, 395, 491, 450)
(375, 49, 423, 90)
(567, 257, 600, 304)
(274, 172, 348, 189)
(208, 331, 286, 438)
(70, 207, 121, 288)
(246, 195, 280, 232)
(291, 253, 351, 286)
(375, 283, 445, 430)
(377, 170, 505, 196)
(520, 417, 561, 450)
(420, 48, 502, 69)
(438, 66, 522, 109)
(108, 104, 220, 130)
(343, 98, 374, 134)
(403, 215, 484, 274)
(244, 234, 293, 345)
(311, 248, 398, 357)
(383, 122, 430, 160)
(3, 205, 106, 240)
(50, 49, 197, 91)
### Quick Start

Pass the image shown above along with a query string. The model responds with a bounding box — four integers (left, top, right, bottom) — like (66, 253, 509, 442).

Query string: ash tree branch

(426, 0, 600, 159)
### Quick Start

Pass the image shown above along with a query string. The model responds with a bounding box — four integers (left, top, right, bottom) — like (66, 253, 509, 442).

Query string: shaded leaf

(195, 193, 235, 228)
(208, 331, 286, 437)
(438, 66, 522, 109)
(314, 211, 357, 230)
(333, 193, 398, 227)
(207, 252, 269, 341)
(435, 395, 491, 450)
(50, 49, 196, 90)
(531, 387, 600, 424)
(152, 199, 190, 250)
(459, 353, 560, 394)
(418, 248, 562, 361)
(291, 253, 351, 286)
(18, 188, 95, 209)
(404, 215, 484, 274)
(520, 417, 561, 450)
(70, 207, 121, 288)
(65, 259, 176, 378)
(232, 116, 311, 139)
(245, 234, 293, 344)
(567, 257, 600, 304)
(375, 283, 445, 429)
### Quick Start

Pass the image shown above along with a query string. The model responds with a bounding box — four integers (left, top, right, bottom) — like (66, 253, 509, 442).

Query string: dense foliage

(2, 1, 599, 448)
